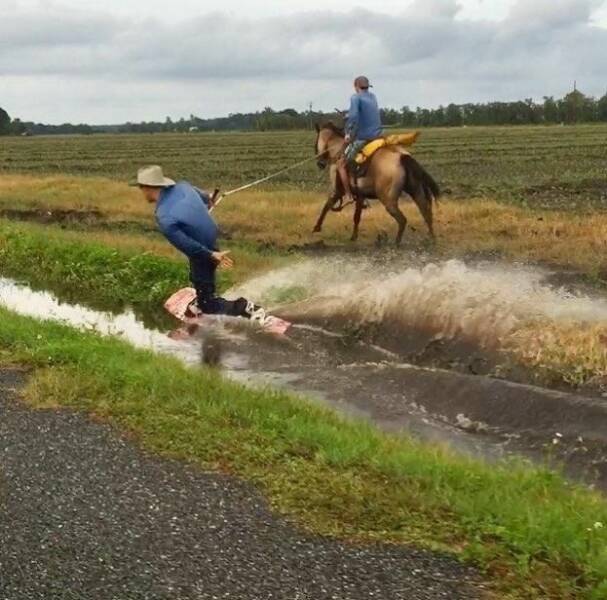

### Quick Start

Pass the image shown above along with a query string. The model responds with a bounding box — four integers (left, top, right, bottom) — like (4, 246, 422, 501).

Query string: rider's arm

(346, 94, 360, 138)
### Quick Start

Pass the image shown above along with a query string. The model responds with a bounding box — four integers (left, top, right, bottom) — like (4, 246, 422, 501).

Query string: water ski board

(164, 288, 291, 335)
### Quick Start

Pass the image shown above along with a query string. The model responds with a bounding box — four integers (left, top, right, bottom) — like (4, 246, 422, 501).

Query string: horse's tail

(401, 154, 440, 204)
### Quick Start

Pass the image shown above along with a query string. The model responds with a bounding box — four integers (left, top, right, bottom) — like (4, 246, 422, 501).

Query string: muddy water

(235, 256, 607, 344)
(235, 256, 607, 382)
(1, 265, 607, 491)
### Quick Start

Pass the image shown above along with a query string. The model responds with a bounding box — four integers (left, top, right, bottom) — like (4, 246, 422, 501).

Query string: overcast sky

(2, 0, 607, 124)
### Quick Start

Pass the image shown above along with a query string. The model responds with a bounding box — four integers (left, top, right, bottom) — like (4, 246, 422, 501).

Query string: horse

(312, 122, 440, 245)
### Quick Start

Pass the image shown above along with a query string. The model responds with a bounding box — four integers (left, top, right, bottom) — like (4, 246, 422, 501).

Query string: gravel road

(0, 370, 485, 600)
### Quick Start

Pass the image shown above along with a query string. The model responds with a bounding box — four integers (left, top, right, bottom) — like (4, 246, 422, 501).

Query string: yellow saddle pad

(355, 132, 420, 165)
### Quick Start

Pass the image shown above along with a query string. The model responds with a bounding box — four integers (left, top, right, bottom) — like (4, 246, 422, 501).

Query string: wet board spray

(164, 288, 291, 335)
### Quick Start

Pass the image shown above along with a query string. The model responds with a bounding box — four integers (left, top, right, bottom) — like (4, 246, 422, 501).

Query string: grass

(509, 323, 607, 387)
(0, 173, 151, 222)
(1, 308, 607, 598)
(3, 172, 607, 279)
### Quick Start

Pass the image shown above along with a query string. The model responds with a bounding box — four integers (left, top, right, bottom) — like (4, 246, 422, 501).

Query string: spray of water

(232, 258, 607, 347)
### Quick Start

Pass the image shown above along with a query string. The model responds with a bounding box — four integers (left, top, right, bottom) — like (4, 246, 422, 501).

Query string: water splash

(233, 258, 607, 346)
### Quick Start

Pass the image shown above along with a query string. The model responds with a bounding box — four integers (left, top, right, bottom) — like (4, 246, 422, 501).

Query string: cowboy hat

(130, 165, 175, 187)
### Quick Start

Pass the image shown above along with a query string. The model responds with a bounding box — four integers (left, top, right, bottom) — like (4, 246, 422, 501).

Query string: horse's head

(314, 122, 345, 170)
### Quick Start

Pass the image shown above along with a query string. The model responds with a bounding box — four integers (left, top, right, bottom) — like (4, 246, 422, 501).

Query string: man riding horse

(338, 75, 382, 207)
(313, 76, 440, 245)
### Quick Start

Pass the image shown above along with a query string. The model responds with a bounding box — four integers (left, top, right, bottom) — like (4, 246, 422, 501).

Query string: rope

(209, 139, 346, 213)
(210, 154, 319, 212)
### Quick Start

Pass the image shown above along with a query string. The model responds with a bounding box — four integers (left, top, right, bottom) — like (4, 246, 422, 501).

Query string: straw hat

(130, 165, 175, 187)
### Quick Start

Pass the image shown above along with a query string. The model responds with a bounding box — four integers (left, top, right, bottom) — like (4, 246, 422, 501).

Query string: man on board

(337, 75, 383, 205)
(132, 165, 265, 321)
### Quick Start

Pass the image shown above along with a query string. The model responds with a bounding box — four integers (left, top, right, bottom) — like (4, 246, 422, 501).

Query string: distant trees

(543, 96, 559, 123)
(0, 107, 10, 135)
(4, 86, 607, 135)
(445, 104, 463, 127)
(599, 94, 607, 121)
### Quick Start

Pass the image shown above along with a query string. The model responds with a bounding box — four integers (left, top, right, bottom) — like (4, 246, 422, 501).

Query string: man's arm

(193, 186, 211, 207)
(346, 95, 360, 139)
(159, 217, 212, 258)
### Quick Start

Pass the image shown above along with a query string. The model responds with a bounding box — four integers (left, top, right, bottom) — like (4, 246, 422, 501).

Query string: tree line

(2, 87, 607, 136)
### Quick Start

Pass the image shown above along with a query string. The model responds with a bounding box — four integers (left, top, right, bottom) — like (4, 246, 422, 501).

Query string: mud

(207, 324, 607, 489)
(524, 178, 607, 209)
(0, 208, 156, 234)
(1, 208, 105, 226)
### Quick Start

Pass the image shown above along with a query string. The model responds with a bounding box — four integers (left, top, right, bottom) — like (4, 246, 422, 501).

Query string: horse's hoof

(313, 226, 322, 234)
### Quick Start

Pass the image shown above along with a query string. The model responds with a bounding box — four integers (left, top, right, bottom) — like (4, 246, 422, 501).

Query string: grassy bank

(0, 219, 286, 325)
(1, 308, 606, 598)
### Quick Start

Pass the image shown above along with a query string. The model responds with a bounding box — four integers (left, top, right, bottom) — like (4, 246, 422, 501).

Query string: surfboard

(164, 288, 291, 335)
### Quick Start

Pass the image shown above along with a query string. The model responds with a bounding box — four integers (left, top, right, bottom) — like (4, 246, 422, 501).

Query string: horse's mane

(320, 121, 344, 137)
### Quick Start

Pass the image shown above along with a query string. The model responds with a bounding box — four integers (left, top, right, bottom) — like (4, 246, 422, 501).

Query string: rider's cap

(354, 75, 372, 89)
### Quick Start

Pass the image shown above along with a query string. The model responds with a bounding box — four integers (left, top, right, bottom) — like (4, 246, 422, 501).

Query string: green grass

(0, 219, 288, 326)
(1, 308, 606, 599)
(1, 125, 606, 208)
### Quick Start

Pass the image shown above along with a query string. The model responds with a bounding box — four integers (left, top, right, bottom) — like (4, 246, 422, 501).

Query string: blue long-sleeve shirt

(346, 91, 382, 141)
(155, 181, 217, 259)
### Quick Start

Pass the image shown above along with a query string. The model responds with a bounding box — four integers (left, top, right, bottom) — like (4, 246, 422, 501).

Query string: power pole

(308, 102, 313, 129)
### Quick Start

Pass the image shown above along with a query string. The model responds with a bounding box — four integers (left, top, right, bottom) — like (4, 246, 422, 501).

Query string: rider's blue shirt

(156, 181, 217, 259)
(346, 90, 382, 141)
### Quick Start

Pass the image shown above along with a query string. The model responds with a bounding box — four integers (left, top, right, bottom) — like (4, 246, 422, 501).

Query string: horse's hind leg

(384, 203, 407, 245)
(413, 189, 435, 239)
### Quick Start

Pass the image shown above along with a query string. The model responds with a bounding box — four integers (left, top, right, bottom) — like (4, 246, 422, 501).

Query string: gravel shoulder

(0, 369, 485, 600)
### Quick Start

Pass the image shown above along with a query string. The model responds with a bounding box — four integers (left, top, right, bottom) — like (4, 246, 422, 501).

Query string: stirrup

(330, 197, 345, 212)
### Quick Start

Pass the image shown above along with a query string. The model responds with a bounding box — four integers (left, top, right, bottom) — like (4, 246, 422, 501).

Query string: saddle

(354, 131, 420, 167)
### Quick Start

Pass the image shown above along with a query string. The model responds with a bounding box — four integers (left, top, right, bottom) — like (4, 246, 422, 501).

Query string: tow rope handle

(209, 188, 222, 213)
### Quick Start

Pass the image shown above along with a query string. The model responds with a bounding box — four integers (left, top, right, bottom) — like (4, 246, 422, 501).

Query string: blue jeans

(189, 254, 249, 317)
(344, 140, 368, 166)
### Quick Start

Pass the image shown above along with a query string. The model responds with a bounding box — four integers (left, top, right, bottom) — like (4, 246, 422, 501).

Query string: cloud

(506, 0, 602, 27)
(0, 7, 118, 47)
(1, 0, 606, 122)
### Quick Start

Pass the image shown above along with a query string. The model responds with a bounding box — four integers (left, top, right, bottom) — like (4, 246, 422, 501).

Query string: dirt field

(1, 123, 606, 207)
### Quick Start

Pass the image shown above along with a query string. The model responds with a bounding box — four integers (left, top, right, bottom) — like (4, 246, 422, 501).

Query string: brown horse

(313, 123, 440, 244)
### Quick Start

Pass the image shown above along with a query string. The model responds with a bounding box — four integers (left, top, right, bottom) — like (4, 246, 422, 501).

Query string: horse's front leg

(314, 165, 341, 233)
(313, 193, 339, 233)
